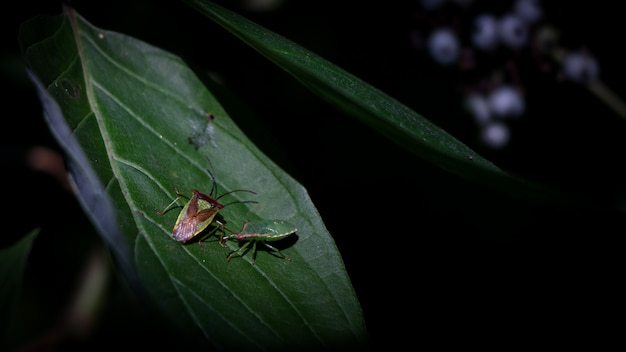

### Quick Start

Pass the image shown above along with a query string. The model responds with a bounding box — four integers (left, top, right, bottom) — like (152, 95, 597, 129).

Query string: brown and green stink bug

(156, 170, 255, 243)
(169, 189, 224, 243)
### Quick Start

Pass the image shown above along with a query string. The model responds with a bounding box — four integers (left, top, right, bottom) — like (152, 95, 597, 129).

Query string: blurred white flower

(488, 85, 525, 117)
(472, 14, 499, 51)
(465, 93, 492, 125)
(498, 13, 529, 49)
(481, 122, 510, 148)
(428, 28, 460, 65)
(514, 0, 543, 24)
(562, 51, 600, 84)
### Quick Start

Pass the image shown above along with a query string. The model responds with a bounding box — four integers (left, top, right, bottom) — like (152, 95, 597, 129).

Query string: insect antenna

(219, 189, 258, 207)
(206, 168, 219, 197)
(202, 155, 257, 206)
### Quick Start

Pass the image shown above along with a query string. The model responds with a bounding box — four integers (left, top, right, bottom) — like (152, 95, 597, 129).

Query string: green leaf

(0, 229, 38, 350)
(183, 0, 589, 209)
(20, 6, 367, 351)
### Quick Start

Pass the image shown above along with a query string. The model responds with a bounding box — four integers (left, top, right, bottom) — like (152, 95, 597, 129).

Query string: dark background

(3, 0, 624, 350)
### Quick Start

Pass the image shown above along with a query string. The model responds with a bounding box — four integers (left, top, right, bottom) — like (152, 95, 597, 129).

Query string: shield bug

(156, 168, 255, 243)
(163, 188, 224, 243)
(221, 220, 297, 264)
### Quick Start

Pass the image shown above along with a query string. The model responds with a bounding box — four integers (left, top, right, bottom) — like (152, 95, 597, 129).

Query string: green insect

(156, 171, 255, 243)
(221, 219, 298, 264)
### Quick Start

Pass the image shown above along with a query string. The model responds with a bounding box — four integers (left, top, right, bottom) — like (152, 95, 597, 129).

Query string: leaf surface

(20, 7, 367, 351)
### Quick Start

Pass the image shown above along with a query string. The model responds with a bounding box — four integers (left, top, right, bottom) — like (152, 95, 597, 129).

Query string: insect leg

(154, 196, 183, 215)
(262, 243, 291, 262)
(227, 240, 253, 262)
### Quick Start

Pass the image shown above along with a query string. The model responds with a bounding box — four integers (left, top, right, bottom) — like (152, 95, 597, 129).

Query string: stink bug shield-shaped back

(156, 163, 256, 244)
(156, 187, 225, 243)
(171, 189, 224, 243)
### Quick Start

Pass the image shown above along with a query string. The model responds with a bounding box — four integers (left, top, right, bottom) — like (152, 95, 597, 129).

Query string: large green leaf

(183, 0, 589, 209)
(20, 6, 367, 351)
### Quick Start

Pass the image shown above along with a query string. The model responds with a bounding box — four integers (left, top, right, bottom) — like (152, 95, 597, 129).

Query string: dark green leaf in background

(0, 229, 38, 351)
(20, 5, 367, 351)
(183, 0, 591, 210)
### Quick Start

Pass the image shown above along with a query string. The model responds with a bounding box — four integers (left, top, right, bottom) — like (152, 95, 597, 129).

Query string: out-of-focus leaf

(184, 0, 589, 209)
(0, 229, 38, 350)
(25, 68, 139, 294)
(20, 6, 367, 351)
